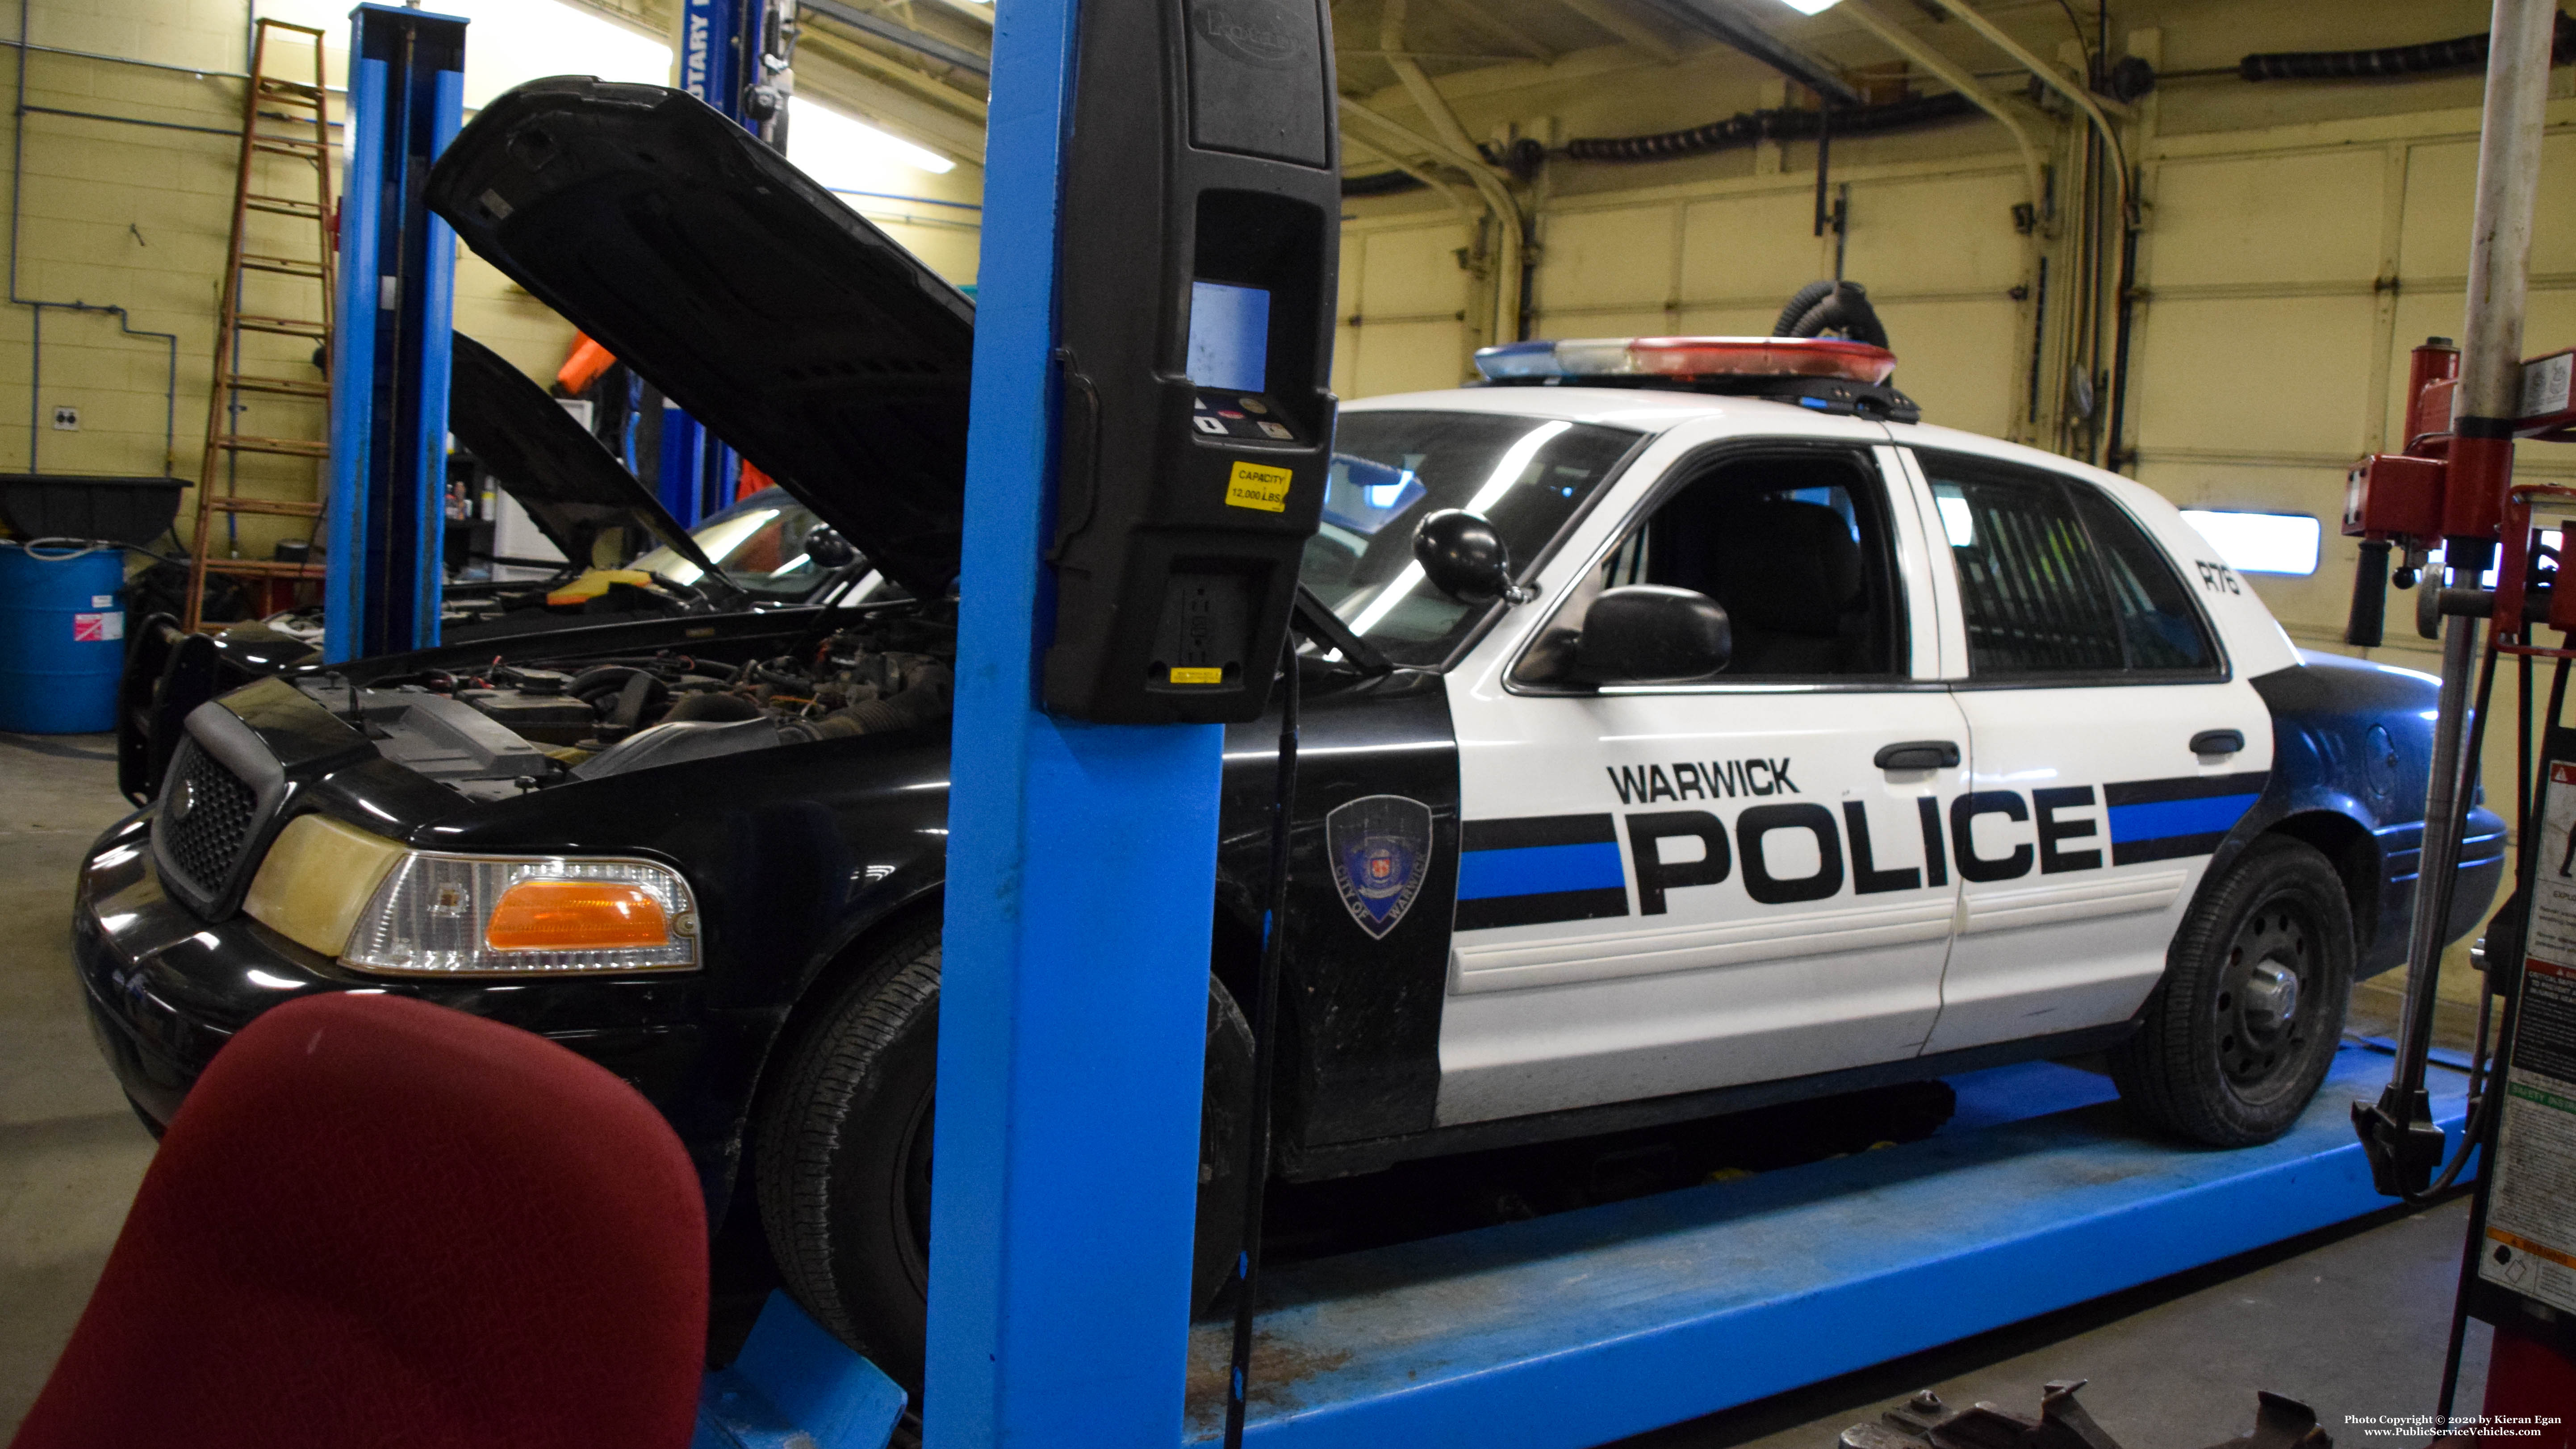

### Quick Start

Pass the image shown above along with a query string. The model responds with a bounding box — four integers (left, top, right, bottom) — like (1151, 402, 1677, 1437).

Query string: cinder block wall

(0, 1, 580, 564)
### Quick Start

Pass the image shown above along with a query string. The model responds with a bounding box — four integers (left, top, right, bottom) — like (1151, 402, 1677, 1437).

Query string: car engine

(292, 614, 954, 798)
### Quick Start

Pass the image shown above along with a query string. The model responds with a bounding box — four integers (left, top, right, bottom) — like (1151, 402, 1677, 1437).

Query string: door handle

(1874, 740, 1961, 771)
(2191, 729, 2245, 756)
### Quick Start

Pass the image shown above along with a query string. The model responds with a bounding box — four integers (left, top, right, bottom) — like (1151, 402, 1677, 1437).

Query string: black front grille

(161, 744, 259, 895)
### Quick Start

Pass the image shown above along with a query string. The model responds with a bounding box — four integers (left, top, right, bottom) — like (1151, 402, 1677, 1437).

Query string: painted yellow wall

(0, 0, 982, 568)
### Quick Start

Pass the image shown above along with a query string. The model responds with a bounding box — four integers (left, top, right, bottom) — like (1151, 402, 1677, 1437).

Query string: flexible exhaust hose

(1776, 280, 1890, 348)
(2240, 11, 2574, 80)
(1565, 91, 1971, 164)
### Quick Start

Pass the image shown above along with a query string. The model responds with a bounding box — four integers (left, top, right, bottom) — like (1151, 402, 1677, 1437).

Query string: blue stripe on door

(1457, 841, 1627, 901)
(2107, 793, 2262, 844)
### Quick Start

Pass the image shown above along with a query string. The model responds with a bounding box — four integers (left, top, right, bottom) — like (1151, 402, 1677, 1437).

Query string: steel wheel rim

(2213, 893, 2320, 1099)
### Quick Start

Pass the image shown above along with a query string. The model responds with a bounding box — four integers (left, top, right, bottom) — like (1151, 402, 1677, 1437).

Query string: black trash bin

(0, 474, 185, 548)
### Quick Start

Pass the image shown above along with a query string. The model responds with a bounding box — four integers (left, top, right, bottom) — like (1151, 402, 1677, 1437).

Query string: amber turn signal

(485, 879, 670, 951)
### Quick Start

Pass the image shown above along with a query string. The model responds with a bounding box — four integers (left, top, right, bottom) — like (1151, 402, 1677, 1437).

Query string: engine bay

(291, 607, 955, 798)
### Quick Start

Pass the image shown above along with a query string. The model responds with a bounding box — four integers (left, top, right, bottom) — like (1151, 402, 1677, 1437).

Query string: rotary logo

(1193, 0, 1305, 69)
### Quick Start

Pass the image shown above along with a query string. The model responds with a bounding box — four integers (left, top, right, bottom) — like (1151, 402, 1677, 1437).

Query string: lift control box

(1040, 0, 1341, 724)
(2467, 726, 2576, 1366)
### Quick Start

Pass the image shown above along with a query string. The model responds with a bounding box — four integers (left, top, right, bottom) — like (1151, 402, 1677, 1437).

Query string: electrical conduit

(1360, 0, 1525, 346)
(1337, 97, 1525, 349)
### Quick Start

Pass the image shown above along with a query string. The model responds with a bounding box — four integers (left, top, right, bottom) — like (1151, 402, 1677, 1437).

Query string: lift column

(323, 4, 464, 663)
(661, 0, 793, 525)
(925, 0, 1342, 1436)
(921, 0, 1218, 1437)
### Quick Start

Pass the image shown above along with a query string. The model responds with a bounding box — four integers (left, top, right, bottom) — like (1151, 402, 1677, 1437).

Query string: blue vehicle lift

(1178, 1046, 2470, 1445)
(322, 0, 785, 662)
(832, 0, 2501, 1445)
(323, 4, 463, 664)
(654, 0, 793, 526)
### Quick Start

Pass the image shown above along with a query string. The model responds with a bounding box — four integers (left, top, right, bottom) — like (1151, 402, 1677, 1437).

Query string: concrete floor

(1623, 1198, 2490, 1449)
(0, 733, 156, 1435)
(0, 732, 2505, 1442)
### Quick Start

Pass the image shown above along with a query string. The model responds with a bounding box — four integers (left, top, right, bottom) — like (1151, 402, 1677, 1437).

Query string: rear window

(1917, 451, 2217, 680)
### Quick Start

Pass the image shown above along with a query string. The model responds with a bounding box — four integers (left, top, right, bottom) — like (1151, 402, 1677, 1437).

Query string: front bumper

(72, 812, 742, 1206)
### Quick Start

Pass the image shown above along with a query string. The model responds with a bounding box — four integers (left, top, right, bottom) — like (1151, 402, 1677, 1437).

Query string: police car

(71, 79, 2502, 1385)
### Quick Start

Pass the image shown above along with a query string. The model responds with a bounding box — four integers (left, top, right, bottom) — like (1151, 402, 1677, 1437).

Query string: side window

(1919, 451, 2216, 678)
(2067, 486, 2218, 671)
(1516, 449, 1905, 685)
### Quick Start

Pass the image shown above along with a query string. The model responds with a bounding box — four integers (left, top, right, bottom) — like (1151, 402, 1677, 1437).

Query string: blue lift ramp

(1185, 1046, 2471, 1447)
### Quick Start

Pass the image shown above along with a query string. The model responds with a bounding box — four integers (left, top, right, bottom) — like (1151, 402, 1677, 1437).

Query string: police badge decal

(1326, 794, 1433, 939)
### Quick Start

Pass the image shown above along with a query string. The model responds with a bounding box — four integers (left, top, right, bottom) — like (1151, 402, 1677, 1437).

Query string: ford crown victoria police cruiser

(72, 79, 2503, 1385)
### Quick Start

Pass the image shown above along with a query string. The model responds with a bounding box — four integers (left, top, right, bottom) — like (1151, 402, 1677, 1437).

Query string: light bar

(1473, 336, 1898, 385)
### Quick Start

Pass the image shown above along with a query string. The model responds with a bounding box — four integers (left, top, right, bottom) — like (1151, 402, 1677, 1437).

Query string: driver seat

(1703, 497, 1869, 675)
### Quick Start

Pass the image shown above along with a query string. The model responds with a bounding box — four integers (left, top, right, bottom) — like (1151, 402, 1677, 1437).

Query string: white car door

(1898, 444, 2275, 1055)
(1437, 423, 1971, 1127)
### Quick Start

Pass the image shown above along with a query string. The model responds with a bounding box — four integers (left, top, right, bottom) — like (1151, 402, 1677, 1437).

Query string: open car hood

(446, 333, 725, 580)
(426, 78, 974, 599)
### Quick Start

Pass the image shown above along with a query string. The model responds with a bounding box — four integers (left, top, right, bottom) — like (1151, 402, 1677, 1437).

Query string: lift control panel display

(1042, 0, 1340, 723)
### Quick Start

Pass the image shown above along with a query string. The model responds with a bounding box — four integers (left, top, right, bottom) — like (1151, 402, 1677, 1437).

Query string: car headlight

(341, 851, 699, 976)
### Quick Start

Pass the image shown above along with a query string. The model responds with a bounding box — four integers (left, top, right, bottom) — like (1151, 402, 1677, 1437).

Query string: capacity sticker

(1225, 460, 1292, 513)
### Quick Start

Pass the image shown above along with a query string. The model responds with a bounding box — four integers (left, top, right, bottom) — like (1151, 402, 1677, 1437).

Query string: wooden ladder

(181, 19, 335, 632)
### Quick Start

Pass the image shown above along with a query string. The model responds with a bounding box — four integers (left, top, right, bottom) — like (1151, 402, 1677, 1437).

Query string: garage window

(1917, 452, 2216, 680)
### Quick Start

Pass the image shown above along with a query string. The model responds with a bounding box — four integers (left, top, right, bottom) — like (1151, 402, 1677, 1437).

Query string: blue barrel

(0, 539, 126, 734)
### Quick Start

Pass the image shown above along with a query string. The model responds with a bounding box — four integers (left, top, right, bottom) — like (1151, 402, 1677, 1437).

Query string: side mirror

(803, 524, 860, 568)
(1575, 585, 1731, 685)
(1413, 509, 1532, 604)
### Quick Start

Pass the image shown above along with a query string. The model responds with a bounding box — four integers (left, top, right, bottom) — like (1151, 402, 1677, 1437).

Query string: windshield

(632, 490, 837, 599)
(1301, 411, 1641, 665)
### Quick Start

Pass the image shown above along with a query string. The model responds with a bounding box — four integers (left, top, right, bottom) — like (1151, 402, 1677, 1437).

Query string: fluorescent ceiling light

(787, 94, 956, 181)
(1773, 0, 1843, 13)
(2180, 510, 2321, 576)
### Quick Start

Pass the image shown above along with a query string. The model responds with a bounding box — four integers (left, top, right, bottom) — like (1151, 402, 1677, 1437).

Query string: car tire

(2110, 835, 2354, 1148)
(754, 920, 1256, 1387)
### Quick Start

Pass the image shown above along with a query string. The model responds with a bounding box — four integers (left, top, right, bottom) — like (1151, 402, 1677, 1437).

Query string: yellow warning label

(1169, 666, 1225, 685)
(1225, 460, 1292, 513)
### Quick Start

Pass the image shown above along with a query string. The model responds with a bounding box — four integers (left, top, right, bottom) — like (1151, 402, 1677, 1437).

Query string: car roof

(1344, 385, 2303, 681)
(1341, 384, 2141, 490)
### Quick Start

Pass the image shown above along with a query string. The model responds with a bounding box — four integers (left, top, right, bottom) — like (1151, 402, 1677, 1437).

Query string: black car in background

(114, 332, 886, 804)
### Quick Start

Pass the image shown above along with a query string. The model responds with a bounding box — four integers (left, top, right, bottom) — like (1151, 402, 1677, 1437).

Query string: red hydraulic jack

(2343, 1, 2576, 1437)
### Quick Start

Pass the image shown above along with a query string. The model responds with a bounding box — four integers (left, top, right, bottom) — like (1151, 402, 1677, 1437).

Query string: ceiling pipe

(1345, 134, 1480, 218)
(1338, 95, 1526, 348)
(1369, 0, 1526, 347)
(1380, 0, 1488, 161)
(1920, 0, 2126, 227)
(1842, 0, 2046, 226)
